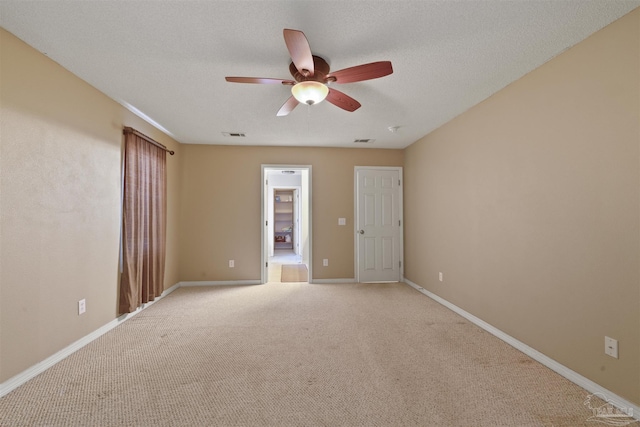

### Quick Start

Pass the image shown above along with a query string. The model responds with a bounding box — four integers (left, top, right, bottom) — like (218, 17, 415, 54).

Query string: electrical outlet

(229, 260, 234, 268)
(439, 272, 443, 282)
(605, 336, 618, 358)
(323, 259, 329, 267)
(78, 299, 86, 315)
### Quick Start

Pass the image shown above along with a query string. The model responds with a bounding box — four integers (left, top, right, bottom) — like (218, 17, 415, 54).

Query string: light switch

(338, 218, 346, 225)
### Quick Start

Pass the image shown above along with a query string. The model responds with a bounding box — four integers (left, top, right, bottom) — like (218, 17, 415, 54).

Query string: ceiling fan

(225, 29, 393, 116)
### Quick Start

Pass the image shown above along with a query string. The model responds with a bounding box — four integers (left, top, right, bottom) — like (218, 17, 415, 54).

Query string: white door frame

(261, 165, 312, 284)
(354, 166, 404, 282)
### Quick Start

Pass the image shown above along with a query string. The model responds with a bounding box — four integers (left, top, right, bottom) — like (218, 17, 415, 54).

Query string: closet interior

(274, 189, 294, 250)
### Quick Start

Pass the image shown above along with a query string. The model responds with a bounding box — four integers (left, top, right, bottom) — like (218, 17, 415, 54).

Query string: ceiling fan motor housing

(289, 55, 334, 84)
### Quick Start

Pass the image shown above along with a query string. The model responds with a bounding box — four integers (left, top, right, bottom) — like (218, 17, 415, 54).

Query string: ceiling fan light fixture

(291, 81, 329, 105)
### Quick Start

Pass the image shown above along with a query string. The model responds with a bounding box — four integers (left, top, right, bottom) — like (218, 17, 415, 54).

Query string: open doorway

(261, 165, 312, 284)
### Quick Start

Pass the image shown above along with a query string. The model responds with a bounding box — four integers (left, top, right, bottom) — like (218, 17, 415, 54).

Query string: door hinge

(266, 179, 268, 185)
(399, 220, 401, 226)
(399, 260, 402, 268)
(266, 262, 268, 267)
(266, 220, 268, 226)
(398, 179, 401, 186)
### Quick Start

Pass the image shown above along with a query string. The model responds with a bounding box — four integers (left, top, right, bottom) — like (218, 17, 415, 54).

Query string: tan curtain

(119, 131, 167, 314)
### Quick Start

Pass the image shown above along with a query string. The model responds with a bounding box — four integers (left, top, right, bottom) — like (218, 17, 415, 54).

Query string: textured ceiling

(1, 1, 638, 149)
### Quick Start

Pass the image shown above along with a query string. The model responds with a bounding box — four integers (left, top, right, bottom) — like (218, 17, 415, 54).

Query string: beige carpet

(0, 283, 610, 426)
(280, 264, 308, 282)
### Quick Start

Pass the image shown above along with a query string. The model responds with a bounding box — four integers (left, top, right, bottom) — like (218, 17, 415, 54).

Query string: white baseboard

(311, 278, 357, 284)
(0, 281, 262, 396)
(6, 277, 637, 422)
(0, 283, 181, 398)
(179, 280, 261, 286)
(403, 279, 640, 421)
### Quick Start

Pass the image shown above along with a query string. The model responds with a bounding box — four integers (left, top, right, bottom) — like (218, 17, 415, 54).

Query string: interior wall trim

(312, 278, 357, 284)
(0, 277, 333, 397)
(403, 279, 640, 421)
(0, 282, 182, 398)
(9, 276, 635, 422)
(178, 280, 262, 287)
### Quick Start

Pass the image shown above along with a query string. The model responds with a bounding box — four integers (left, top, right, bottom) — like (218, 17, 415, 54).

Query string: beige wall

(2, 8, 638, 408)
(0, 29, 182, 382)
(178, 145, 403, 281)
(404, 10, 640, 405)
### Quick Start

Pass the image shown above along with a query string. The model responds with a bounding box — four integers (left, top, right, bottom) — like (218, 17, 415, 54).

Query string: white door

(356, 167, 402, 282)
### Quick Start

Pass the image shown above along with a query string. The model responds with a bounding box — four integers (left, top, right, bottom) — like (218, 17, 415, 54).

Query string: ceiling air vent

(222, 132, 246, 137)
(281, 170, 296, 174)
(353, 139, 375, 144)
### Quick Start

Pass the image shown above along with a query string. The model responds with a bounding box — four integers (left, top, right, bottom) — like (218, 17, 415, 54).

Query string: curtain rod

(123, 127, 175, 155)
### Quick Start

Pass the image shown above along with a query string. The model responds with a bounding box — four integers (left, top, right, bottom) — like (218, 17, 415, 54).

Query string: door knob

(357, 229, 364, 234)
